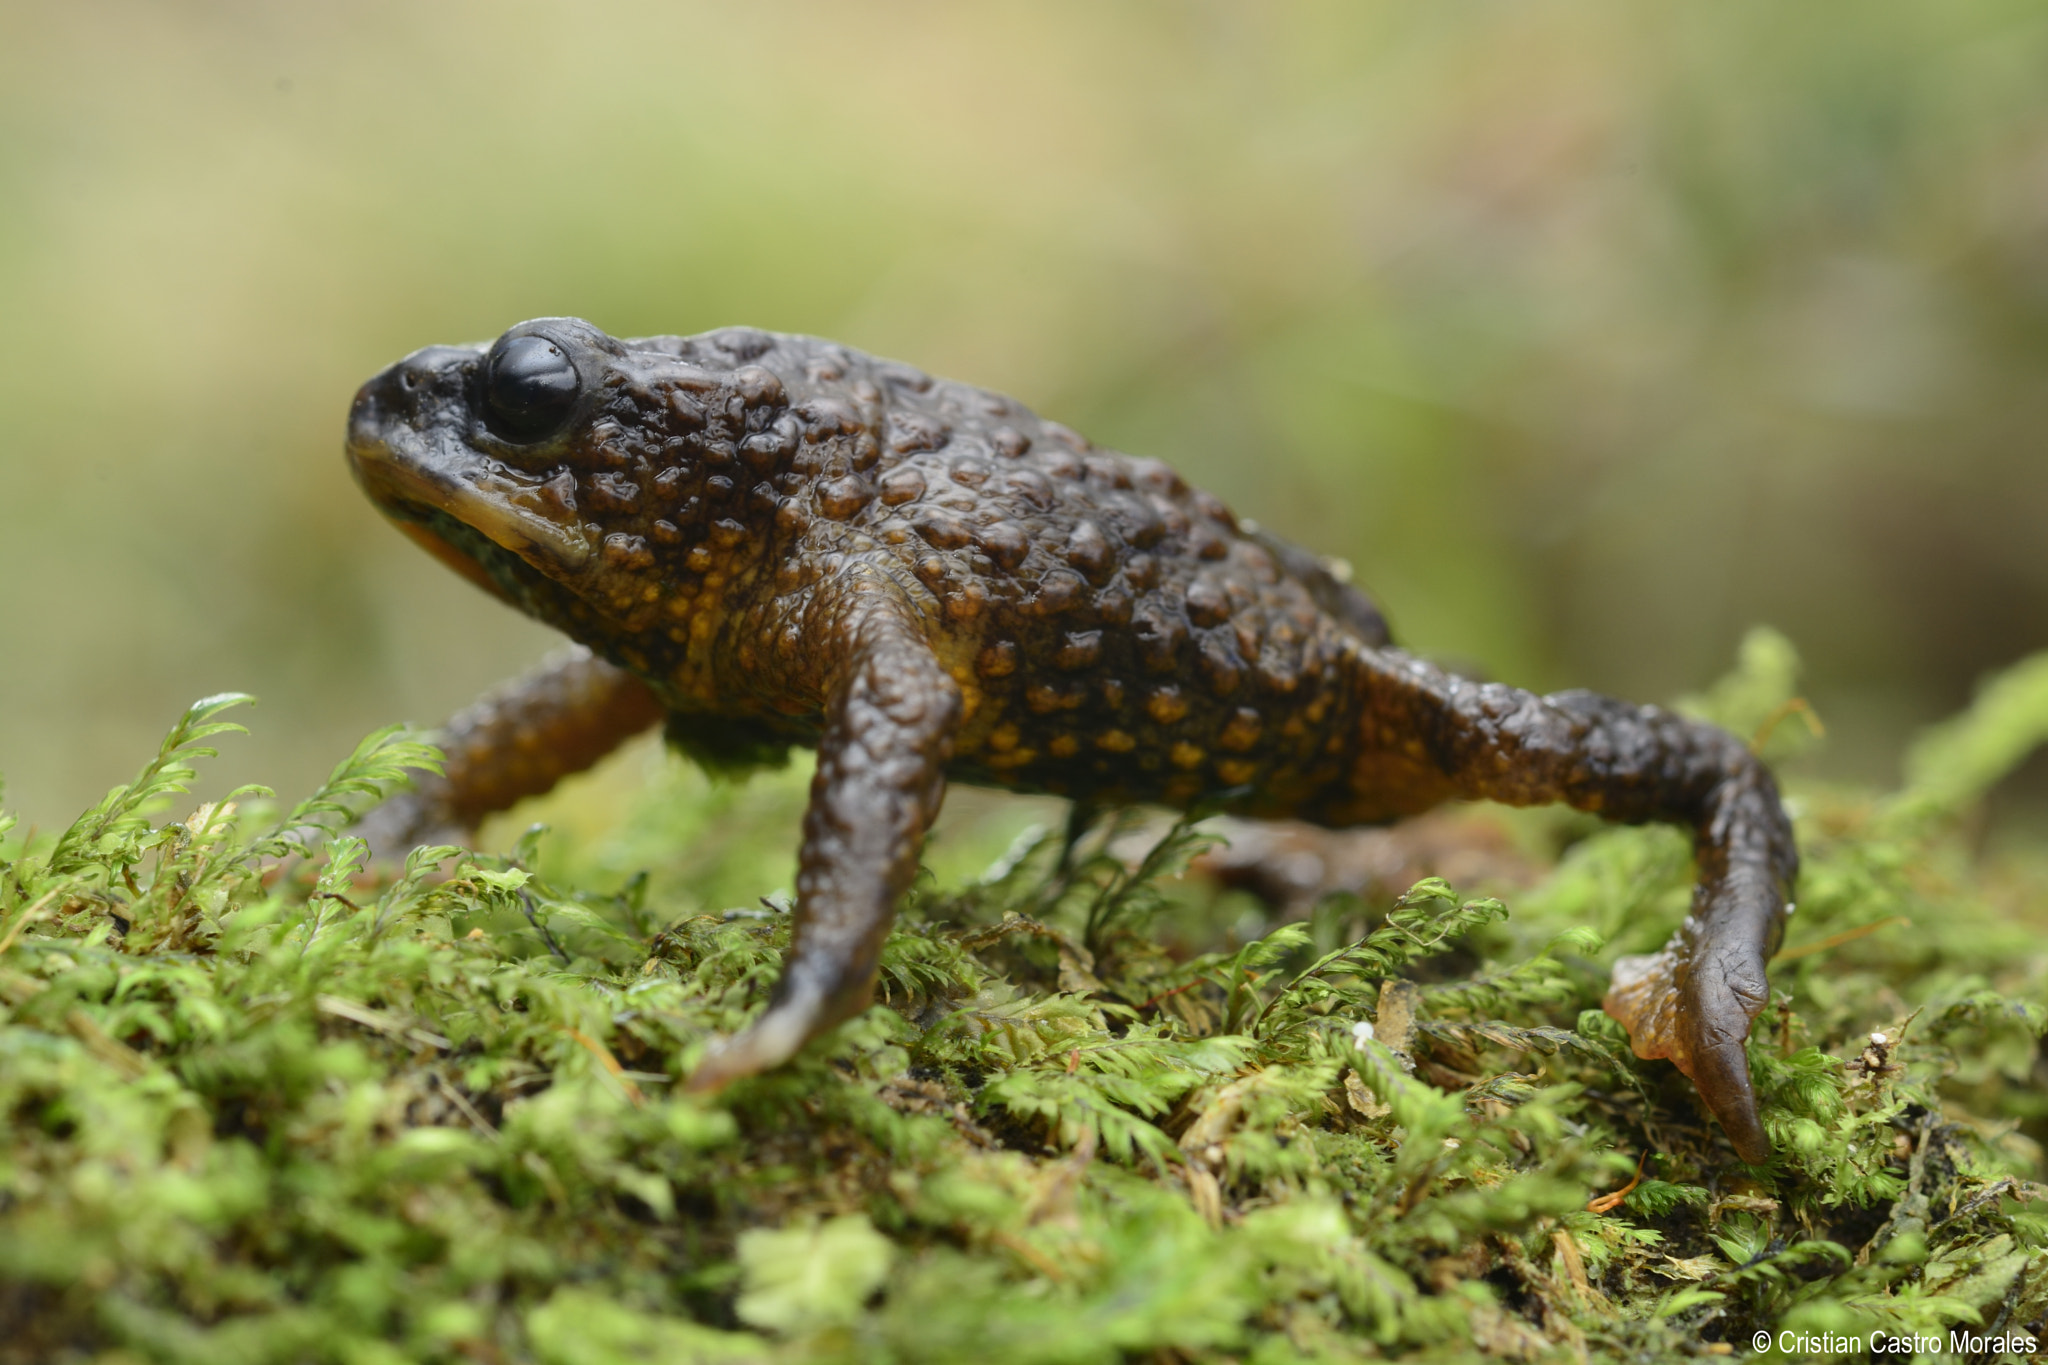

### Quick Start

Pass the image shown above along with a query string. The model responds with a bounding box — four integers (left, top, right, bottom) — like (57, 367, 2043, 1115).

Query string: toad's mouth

(347, 430, 593, 576)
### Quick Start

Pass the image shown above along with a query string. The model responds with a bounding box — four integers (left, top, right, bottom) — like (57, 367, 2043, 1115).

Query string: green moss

(1, 634, 2044, 1363)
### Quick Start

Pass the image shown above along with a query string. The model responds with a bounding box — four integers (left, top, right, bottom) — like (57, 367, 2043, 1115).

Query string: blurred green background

(4, 1, 2048, 831)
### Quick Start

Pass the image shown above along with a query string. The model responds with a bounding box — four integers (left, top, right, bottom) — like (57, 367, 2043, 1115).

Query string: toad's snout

(346, 381, 386, 455)
(348, 346, 481, 452)
(345, 342, 593, 576)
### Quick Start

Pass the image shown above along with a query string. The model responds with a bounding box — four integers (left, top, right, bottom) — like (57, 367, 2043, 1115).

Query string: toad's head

(346, 317, 794, 635)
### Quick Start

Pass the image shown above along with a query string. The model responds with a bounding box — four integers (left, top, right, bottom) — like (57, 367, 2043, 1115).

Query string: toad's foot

(1606, 945, 1771, 1165)
(1604, 792, 1785, 1164)
(1604, 870, 1779, 1164)
(682, 977, 833, 1095)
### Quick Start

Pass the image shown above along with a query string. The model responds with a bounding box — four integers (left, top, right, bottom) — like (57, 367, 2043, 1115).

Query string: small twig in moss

(520, 887, 571, 963)
(1771, 915, 1911, 965)
(1551, 1228, 1592, 1300)
(1027, 1123, 1096, 1227)
(1750, 696, 1825, 752)
(1137, 978, 1203, 1011)
(988, 1230, 1067, 1282)
(1934, 1176, 2018, 1231)
(1587, 1150, 1647, 1214)
(566, 1027, 644, 1104)
(66, 1009, 149, 1079)
(0, 885, 61, 955)
(431, 1071, 499, 1139)
(317, 994, 451, 1050)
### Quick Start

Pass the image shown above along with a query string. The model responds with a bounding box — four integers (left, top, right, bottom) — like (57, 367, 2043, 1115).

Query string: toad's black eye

(482, 335, 580, 442)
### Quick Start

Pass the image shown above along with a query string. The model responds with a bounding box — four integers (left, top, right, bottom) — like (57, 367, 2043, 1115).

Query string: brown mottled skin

(346, 318, 1798, 1162)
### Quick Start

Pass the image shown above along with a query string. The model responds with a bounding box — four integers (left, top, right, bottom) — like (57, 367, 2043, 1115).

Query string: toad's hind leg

(356, 646, 665, 853)
(1345, 653, 1797, 1164)
(685, 607, 961, 1092)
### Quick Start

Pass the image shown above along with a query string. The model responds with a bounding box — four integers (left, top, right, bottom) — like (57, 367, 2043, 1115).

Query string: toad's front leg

(685, 603, 961, 1092)
(354, 646, 664, 855)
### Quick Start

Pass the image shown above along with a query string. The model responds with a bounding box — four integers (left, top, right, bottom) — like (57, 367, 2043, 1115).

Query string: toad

(345, 318, 1797, 1162)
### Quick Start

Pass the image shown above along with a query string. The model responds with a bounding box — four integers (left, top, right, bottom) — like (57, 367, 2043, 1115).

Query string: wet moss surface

(1, 633, 2043, 1363)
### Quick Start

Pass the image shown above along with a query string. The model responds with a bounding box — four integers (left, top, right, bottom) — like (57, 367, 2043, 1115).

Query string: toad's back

(486, 325, 1395, 821)
(347, 318, 1797, 1165)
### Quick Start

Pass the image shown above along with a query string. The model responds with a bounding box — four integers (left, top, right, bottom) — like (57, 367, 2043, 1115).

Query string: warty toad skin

(345, 317, 1798, 1164)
